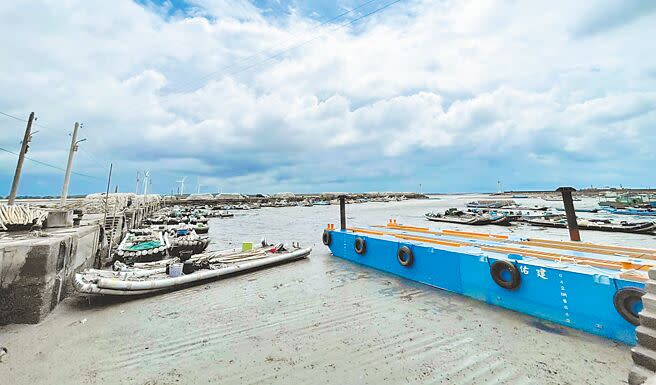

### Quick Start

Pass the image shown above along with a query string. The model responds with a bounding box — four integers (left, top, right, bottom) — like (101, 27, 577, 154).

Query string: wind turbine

(143, 171, 150, 195)
(177, 176, 187, 196)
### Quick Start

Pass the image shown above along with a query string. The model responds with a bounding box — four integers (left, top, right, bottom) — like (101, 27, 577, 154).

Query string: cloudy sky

(1, 0, 655, 196)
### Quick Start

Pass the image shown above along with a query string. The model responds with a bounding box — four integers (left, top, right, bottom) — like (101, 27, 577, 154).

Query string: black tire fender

(490, 260, 521, 290)
(397, 246, 414, 267)
(322, 230, 332, 246)
(614, 287, 645, 326)
(354, 237, 366, 255)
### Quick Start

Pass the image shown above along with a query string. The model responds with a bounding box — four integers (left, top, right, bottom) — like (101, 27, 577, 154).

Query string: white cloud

(1, 0, 656, 195)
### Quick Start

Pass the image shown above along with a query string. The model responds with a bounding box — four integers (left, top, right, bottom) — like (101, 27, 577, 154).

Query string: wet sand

(1, 195, 648, 384)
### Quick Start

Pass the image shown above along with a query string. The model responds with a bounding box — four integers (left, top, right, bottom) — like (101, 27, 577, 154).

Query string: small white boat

(76, 243, 311, 296)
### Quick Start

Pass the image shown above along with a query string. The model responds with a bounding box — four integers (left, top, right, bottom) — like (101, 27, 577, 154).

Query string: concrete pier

(0, 193, 160, 325)
(0, 224, 101, 324)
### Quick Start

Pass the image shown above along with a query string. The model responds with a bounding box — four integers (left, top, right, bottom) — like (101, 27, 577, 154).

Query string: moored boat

(76, 243, 311, 296)
(521, 216, 656, 234)
(115, 228, 170, 264)
(323, 220, 651, 344)
(601, 207, 656, 216)
(194, 222, 210, 234)
(167, 226, 210, 257)
(466, 200, 516, 209)
(426, 209, 493, 225)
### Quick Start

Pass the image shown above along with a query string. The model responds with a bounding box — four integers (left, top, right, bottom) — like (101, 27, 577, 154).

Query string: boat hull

(326, 229, 644, 345)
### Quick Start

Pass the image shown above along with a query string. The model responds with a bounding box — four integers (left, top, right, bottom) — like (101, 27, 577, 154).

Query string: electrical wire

(0, 109, 54, 130)
(169, 0, 396, 94)
(212, 0, 405, 84)
(0, 146, 102, 180)
(0, 111, 27, 123)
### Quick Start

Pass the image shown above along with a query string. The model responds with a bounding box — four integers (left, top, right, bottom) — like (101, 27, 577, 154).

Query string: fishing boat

(194, 222, 210, 234)
(425, 209, 492, 225)
(75, 243, 311, 296)
(522, 216, 656, 234)
(114, 228, 170, 264)
(167, 226, 210, 257)
(602, 207, 656, 216)
(543, 195, 581, 202)
(599, 194, 653, 209)
(145, 215, 167, 225)
(466, 200, 516, 209)
(189, 216, 208, 224)
(323, 220, 650, 345)
(312, 201, 331, 206)
(555, 207, 599, 213)
(217, 211, 234, 218)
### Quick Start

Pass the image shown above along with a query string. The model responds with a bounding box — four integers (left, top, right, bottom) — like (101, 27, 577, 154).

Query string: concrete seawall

(0, 225, 101, 324)
(630, 268, 656, 384)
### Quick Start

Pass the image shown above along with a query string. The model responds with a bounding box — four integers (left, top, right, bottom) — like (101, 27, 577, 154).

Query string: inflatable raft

(323, 220, 651, 345)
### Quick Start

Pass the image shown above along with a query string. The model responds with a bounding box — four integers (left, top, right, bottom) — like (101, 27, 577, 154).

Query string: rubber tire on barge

(490, 260, 521, 290)
(614, 287, 645, 326)
(397, 246, 414, 267)
(322, 230, 332, 246)
(354, 237, 366, 254)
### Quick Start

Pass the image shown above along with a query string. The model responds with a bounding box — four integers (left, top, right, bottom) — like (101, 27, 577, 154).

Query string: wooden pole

(339, 195, 346, 230)
(557, 186, 581, 242)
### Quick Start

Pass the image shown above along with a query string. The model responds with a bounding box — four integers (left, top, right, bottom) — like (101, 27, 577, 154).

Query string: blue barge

(323, 220, 653, 345)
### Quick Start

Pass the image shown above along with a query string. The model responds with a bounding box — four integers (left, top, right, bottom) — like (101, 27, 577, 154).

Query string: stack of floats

(0, 204, 47, 231)
(323, 220, 652, 345)
(76, 244, 311, 296)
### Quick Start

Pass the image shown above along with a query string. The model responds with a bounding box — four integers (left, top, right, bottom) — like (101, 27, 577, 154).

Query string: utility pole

(8, 112, 35, 205)
(60, 122, 85, 206)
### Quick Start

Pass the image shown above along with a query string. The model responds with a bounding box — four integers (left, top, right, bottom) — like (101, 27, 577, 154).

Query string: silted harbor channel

(2, 196, 652, 384)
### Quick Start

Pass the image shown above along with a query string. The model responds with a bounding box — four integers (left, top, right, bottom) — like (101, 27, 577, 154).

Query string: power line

(0, 109, 52, 130)
(77, 146, 108, 169)
(0, 111, 27, 123)
(205, 0, 406, 85)
(169, 0, 390, 94)
(0, 146, 102, 180)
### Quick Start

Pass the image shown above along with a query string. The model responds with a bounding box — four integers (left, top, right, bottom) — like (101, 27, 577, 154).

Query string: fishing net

(127, 241, 162, 251)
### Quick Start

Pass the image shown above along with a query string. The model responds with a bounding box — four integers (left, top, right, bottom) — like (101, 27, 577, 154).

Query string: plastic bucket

(168, 263, 184, 277)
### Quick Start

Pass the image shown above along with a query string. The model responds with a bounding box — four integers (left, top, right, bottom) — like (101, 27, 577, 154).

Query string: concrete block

(643, 293, 656, 312)
(0, 225, 100, 324)
(630, 365, 654, 385)
(640, 311, 656, 330)
(637, 326, 656, 350)
(47, 210, 73, 228)
(633, 345, 656, 372)
(648, 268, 656, 281)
